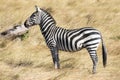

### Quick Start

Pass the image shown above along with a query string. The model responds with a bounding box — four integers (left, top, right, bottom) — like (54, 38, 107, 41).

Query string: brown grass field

(0, 0, 120, 80)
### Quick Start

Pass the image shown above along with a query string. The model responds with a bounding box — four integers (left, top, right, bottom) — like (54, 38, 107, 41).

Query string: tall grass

(0, 0, 120, 80)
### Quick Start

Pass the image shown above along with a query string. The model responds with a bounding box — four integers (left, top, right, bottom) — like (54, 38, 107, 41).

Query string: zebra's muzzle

(24, 20, 30, 28)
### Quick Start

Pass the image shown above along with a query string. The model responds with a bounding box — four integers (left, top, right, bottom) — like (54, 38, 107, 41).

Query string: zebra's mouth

(24, 21, 29, 28)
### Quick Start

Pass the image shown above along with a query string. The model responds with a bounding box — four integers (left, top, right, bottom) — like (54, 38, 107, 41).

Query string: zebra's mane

(40, 8, 56, 25)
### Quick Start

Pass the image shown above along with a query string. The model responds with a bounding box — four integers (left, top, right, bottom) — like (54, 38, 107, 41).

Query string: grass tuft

(110, 36, 120, 40)
(12, 74, 19, 80)
(18, 31, 29, 41)
(0, 41, 6, 48)
(15, 60, 33, 67)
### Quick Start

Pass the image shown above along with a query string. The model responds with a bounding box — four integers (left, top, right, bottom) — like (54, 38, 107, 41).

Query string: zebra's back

(54, 27, 101, 52)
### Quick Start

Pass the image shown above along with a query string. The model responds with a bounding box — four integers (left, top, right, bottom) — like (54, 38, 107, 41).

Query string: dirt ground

(0, 0, 120, 80)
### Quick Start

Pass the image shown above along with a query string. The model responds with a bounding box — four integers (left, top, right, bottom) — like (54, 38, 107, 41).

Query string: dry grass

(0, 0, 120, 80)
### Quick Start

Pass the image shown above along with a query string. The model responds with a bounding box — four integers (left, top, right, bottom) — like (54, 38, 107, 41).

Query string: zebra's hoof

(55, 65, 60, 69)
(92, 70, 96, 74)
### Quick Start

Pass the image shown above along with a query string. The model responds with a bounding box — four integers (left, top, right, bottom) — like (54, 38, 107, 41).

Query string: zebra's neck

(39, 11, 56, 38)
(39, 23, 56, 37)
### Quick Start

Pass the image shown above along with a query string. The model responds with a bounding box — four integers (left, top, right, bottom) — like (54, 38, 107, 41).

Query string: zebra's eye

(33, 14, 36, 16)
(31, 14, 35, 18)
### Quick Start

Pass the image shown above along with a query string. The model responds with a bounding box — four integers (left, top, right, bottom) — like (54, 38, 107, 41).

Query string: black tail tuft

(102, 39, 107, 67)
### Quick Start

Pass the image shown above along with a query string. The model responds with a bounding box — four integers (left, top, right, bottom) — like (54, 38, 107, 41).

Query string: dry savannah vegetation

(0, 0, 120, 80)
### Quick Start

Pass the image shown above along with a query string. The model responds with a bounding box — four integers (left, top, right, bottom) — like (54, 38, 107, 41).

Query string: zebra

(24, 6, 107, 74)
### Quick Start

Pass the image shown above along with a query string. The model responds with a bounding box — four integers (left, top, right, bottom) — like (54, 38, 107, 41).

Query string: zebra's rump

(55, 27, 102, 52)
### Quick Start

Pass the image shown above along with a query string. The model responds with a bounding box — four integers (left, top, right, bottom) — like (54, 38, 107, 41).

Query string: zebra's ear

(35, 5, 41, 12)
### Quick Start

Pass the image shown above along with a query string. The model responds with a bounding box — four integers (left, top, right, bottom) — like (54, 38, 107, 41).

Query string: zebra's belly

(58, 46, 83, 52)
(59, 47, 83, 52)
(57, 41, 84, 52)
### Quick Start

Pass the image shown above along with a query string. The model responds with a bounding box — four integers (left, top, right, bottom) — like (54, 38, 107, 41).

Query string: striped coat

(24, 6, 107, 74)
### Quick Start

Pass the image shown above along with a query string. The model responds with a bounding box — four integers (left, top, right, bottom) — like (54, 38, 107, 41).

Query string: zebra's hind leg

(87, 48, 98, 74)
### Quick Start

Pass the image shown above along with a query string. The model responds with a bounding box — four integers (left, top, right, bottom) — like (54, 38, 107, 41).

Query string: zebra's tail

(101, 36, 107, 67)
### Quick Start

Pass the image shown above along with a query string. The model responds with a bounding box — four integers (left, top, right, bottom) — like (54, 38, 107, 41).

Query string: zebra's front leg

(50, 47, 60, 69)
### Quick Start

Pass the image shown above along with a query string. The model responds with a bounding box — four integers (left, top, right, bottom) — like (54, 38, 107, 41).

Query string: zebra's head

(24, 6, 42, 28)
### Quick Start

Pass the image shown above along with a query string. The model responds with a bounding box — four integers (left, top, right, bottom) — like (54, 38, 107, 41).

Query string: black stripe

(42, 20, 54, 31)
(87, 46, 97, 51)
(47, 39, 53, 46)
(61, 30, 67, 50)
(56, 28, 62, 49)
(42, 17, 51, 24)
(59, 29, 64, 50)
(66, 31, 70, 51)
(85, 42, 99, 47)
(84, 38, 101, 44)
(69, 27, 96, 36)
(44, 25, 54, 38)
(63, 30, 68, 51)
(74, 32, 100, 49)
(68, 28, 96, 36)
(83, 32, 100, 38)
(88, 50, 96, 52)
(70, 29, 98, 50)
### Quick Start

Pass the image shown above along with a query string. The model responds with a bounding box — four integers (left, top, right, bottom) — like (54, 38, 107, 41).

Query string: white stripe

(87, 45, 97, 48)
(84, 30, 99, 34)
(85, 39, 101, 45)
(64, 32, 68, 51)
(72, 30, 100, 50)
(60, 30, 64, 50)
(90, 54, 96, 56)
(43, 16, 51, 23)
(89, 51, 96, 54)
(43, 22, 54, 32)
(77, 34, 100, 48)
(68, 28, 93, 38)
(57, 29, 63, 49)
